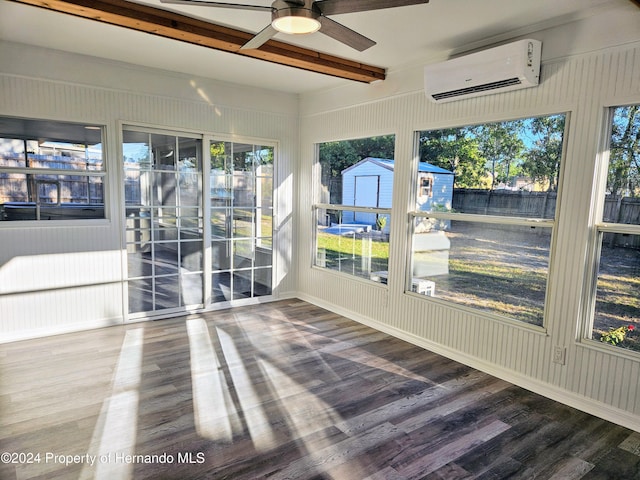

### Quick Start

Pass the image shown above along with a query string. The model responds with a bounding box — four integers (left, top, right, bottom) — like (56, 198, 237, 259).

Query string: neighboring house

(340, 157, 454, 233)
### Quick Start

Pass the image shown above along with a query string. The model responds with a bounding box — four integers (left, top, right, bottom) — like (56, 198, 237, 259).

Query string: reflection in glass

(154, 275, 180, 309)
(211, 239, 232, 270)
(233, 239, 254, 269)
(128, 278, 154, 314)
(181, 273, 203, 305)
(254, 267, 272, 295)
(232, 271, 252, 299)
(181, 242, 203, 272)
(232, 209, 255, 238)
(1, 118, 106, 221)
(212, 271, 231, 303)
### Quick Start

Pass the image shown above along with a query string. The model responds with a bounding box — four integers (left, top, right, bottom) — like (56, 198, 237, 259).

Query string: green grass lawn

(316, 232, 390, 259)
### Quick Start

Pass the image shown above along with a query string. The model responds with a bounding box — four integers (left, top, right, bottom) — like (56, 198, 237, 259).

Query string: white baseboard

(299, 293, 640, 434)
(0, 316, 124, 344)
(1, 292, 300, 344)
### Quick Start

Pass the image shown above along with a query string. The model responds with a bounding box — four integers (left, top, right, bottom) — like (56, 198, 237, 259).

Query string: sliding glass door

(122, 127, 273, 317)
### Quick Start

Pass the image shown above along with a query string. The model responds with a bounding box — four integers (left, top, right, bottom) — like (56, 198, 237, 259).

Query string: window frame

(418, 174, 433, 198)
(408, 112, 569, 329)
(583, 104, 640, 354)
(312, 134, 396, 283)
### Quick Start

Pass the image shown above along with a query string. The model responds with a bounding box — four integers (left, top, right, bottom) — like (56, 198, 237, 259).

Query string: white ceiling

(0, 0, 631, 94)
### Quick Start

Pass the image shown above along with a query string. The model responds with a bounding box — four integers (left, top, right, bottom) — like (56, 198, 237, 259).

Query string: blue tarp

(323, 224, 369, 236)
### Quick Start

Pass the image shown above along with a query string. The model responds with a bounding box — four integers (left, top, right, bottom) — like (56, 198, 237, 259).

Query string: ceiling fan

(159, 0, 429, 51)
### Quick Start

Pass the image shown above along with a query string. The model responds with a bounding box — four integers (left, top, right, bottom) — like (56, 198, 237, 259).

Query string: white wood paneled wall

(297, 41, 640, 431)
(0, 42, 299, 342)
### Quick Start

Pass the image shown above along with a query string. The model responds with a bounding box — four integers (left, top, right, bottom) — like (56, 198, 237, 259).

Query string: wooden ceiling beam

(8, 0, 386, 83)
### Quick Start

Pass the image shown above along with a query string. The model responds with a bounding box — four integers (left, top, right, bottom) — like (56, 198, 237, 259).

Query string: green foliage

(476, 120, 526, 189)
(418, 115, 566, 191)
(210, 142, 229, 176)
(608, 105, 640, 197)
(419, 127, 487, 188)
(319, 135, 395, 176)
(600, 324, 635, 345)
(520, 115, 565, 192)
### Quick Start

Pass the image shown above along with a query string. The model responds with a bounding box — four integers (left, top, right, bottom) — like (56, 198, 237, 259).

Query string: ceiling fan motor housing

(271, 0, 321, 34)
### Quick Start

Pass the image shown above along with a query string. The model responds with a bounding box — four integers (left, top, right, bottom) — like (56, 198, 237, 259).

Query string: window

(419, 175, 433, 198)
(313, 135, 394, 282)
(590, 105, 640, 352)
(0, 117, 105, 221)
(410, 115, 566, 327)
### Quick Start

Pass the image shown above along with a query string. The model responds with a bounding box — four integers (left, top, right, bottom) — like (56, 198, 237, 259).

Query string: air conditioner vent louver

(424, 39, 541, 103)
(432, 78, 522, 101)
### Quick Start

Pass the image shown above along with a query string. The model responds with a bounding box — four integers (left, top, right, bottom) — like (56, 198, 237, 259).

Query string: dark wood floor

(2, 299, 640, 479)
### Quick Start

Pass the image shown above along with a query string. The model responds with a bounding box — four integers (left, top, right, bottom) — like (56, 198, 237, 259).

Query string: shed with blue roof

(341, 157, 454, 230)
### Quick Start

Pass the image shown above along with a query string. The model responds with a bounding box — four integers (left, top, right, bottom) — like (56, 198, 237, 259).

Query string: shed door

(354, 175, 378, 225)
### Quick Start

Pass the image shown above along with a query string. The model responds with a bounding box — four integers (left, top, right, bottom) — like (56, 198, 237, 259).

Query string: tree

(520, 115, 565, 192)
(608, 105, 640, 197)
(476, 120, 525, 189)
(419, 127, 487, 188)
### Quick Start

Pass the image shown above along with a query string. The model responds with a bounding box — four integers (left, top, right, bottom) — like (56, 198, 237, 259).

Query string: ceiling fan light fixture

(271, 8, 321, 35)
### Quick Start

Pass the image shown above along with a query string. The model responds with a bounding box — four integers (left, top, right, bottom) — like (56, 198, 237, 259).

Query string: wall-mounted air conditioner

(424, 39, 541, 103)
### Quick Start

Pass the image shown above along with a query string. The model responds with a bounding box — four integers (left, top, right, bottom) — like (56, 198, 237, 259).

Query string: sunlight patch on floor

(258, 357, 371, 478)
(258, 357, 339, 437)
(186, 318, 239, 442)
(80, 328, 144, 480)
(217, 327, 278, 452)
(317, 340, 435, 385)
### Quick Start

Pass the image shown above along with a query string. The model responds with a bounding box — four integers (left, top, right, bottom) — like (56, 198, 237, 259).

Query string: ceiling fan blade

(159, 0, 272, 12)
(314, 0, 428, 16)
(318, 16, 375, 52)
(240, 24, 278, 50)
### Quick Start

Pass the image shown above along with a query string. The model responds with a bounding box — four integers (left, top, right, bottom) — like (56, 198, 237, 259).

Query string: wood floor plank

(1, 299, 639, 479)
(396, 419, 511, 479)
(619, 431, 640, 456)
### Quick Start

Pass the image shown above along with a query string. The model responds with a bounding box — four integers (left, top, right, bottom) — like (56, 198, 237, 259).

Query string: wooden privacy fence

(602, 195, 640, 249)
(452, 189, 640, 249)
(452, 189, 557, 218)
(602, 195, 640, 224)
